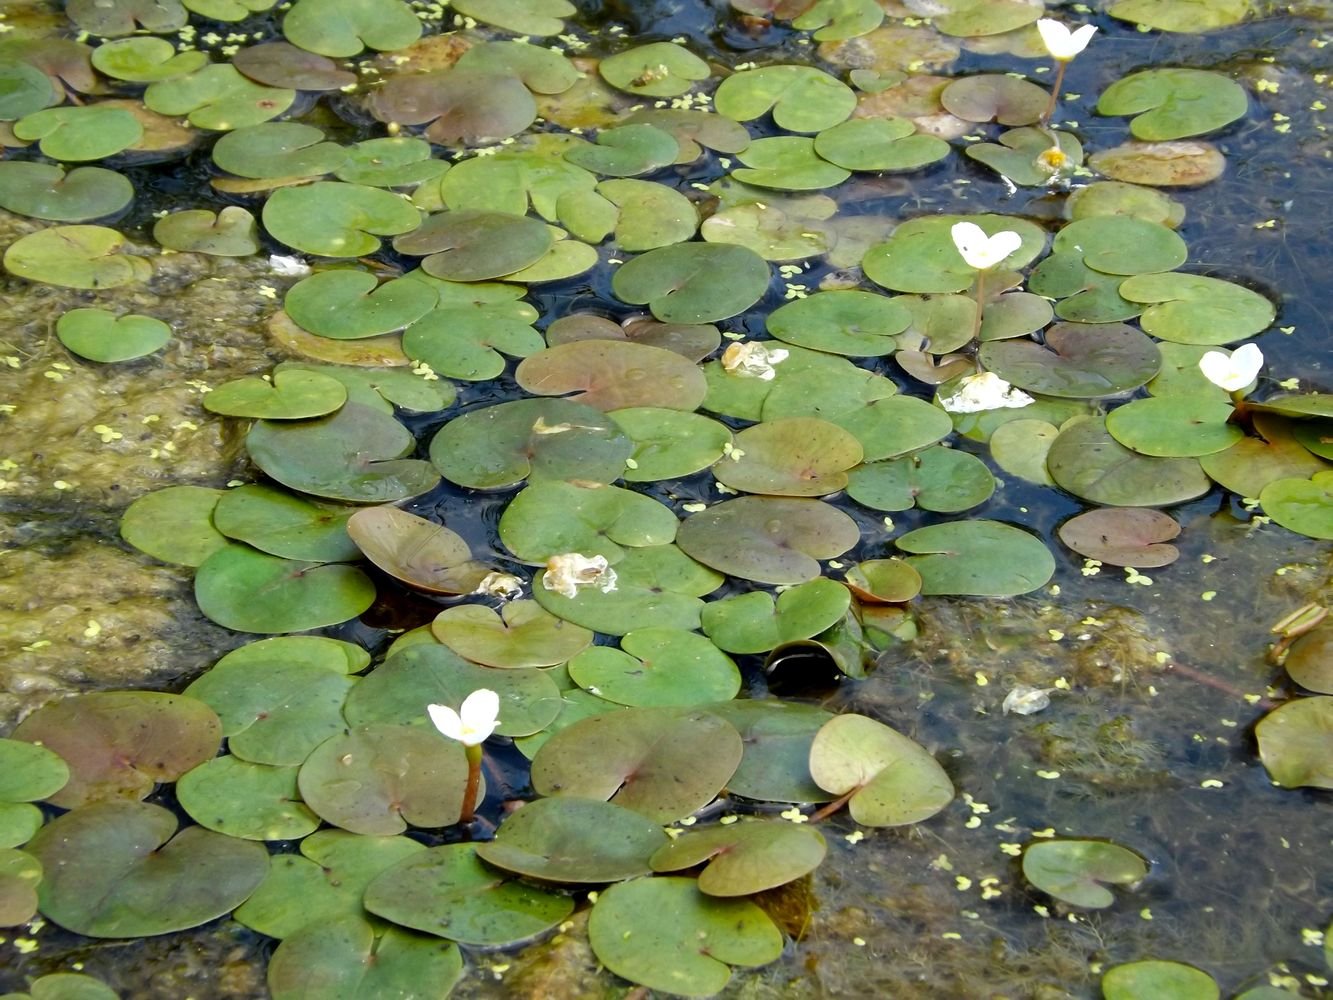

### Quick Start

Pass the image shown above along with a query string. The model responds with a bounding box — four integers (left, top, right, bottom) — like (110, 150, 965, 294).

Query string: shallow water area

(0, 0, 1331, 997)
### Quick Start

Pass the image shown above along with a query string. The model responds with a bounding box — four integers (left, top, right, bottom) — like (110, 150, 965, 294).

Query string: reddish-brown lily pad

(1057, 507, 1181, 568)
(516, 340, 708, 412)
(347, 506, 492, 594)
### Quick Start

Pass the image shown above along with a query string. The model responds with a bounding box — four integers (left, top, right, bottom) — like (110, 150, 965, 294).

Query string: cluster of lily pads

(2, 0, 1331, 995)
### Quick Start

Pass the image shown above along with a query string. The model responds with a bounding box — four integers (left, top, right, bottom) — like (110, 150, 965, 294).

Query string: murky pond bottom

(1, 0, 1331, 996)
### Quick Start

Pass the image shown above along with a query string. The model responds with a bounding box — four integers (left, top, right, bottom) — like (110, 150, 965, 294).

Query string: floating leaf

(4, 225, 152, 289)
(1105, 396, 1241, 457)
(979, 323, 1160, 398)
(932, 0, 1041, 35)
(184, 0, 276, 19)
(895, 520, 1054, 597)
(0, 739, 69, 807)
(28, 801, 267, 937)
(89, 37, 202, 83)
(1118, 273, 1274, 345)
(808, 713, 953, 826)
(700, 201, 830, 261)
(432, 600, 593, 668)
(612, 243, 770, 324)
(732, 135, 851, 191)
(213, 121, 347, 179)
(623, 108, 752, 158)
(176, 756, 320, 841)
(610, 408, 733, 481)
(299, 725, 473, 834)
(714, 65, 856, 133)
(651, 820, 826, 896)
(144, 64, 294, 130)
(1066, 180, 1186, 228)
(348, 506, 491, 594)
(966, 126, 1083, 187)
(846, 447, 995, 513)
(1022, 839, 1149, 908)
(940, 74, 1048, 126)
(987, 419, 1059, 486)
(451, 0, 574, 35)
(1109, 0, 1251, 32)
(1098, 69, 1247, 141)
(276, 360, 455, 413)
(367, 67, 537, 145)
(12, 691, 220, 809)
(66, 0, 187, 35)
(394, 209, 553, 280)
(232, 41, 358, 90)
(213, 483, 360, 563)
(813, 117, 948, 172)
(1054, 216, 1187, 276)
(0, 848, 41, 927)
(1058, 508, 1181, 568)
(365, 843, 575, 945)
(863, 215, 1045, 294)
(702, 578, 851, 655)
(1285, 624, 1333, 695)
(204, 369, 348, 420)
(713, 417, 863, 497)
(1198, 414, 1328, 498)
(152, 206, 260, 256)
(677, 496, 860, 585)
(499, 480, 677, 563)
(0, 61, 56, 121)
(1259, 471, 1333, 541)
(13, 105, 142, 161)
(0, 163, 133, 222)
(766, 289, 911, 357)
(402, 297, 543, 380)
(56, 307, 170, 363)
(120, 485, 227, 566)
(1028, 253, 1141, 324)
(1047, 417, 1211, 506)
(516, 339, 707, 411)
(336, 136, 450, 188)
(531, 707, 742, 822)
(1088, 140, 1226, 187)
(194, 544, 376, 633)
(707, 700, 835, 803)
(282, 0, 422, 57)
(476, 797, 669, 882)
(598, 42, 710, 97)
(1101, 960, 1220, 1000)
(569, 628, 740, 707)
(263, 182, 421, 257)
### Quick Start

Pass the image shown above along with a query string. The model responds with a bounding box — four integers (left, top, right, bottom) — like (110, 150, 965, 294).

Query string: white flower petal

(1198, 344, 1263, 392)
(427, 703, 465, 742)
(1036, 18, 1096, 60)
(459, 688, 501, 744)
(950, 222, 1021, 271)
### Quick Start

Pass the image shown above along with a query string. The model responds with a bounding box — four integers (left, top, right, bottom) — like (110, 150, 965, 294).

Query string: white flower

(542, 552, 618, 599)
(268, 254, 311, 277)
(427, 689, 501, 746)
(1036, 19, 1098, 62)
(1198, 343, 1263, 392)
(720, 341, 790, 381)
(950, 222, 1022, 271)
(939, 371, 1035, 414)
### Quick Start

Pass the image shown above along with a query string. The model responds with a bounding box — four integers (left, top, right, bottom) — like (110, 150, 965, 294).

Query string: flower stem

(460, 743, 483, 823)
(970, 269, 986, 348)
(1042, 61, 1068, 124)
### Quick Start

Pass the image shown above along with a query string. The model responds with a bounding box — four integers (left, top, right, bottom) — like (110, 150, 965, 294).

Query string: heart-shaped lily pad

(428, 397, 631, 489)
(808, 713, 953, 826)
(612, 242, 770, 324)
(714, 65, 856, 133)
(565, 123, 680, 177)
(348, 506, 491, 594)
(650, 819, 826, 896)
(0, 61, 56, 120)
(263, 181, 421, 257)
(966, 126, 1084, 187)
(28, 800, 267, 937)
(569, 628, 740, 707)
(732, 135, 851, 190)
(1118, 273, 1275, 345)
(403, 297, 544, 380)
(623, 108, 751, 158)
(183, 654, 357, 766)
(979, 323, 1161, 398)
(236, 830, 425, 939)
(516, 339, 708, 412)
(1088, 140, 1226, 187)
(0, 847, 41, 926)
(1053, 216, 1187, 276)
(843, 559, 923, 603)
(152, 206, 260, 256)
(863, 215, 1045, 294)
(1285, 624, 1333, 694)
(700, 201, 831, 261)
(589, 876, 784, 995)
(895, 520, 1054, 597)
(432, 600, 593, 668)
(213, 121, 347, 179)
(1058, 507, 1181, 568)
(476, 797, 669, 882)
(276, 360, 454, 413)
(0, 739, 69, 812)
(232, 41, 358, 90)
(195, 544, 376, 633)
(13, 105, 142, 161)
(598, 42, 711, 98)
(1105, 396, 1242, 457)
(282, 0, 422, 57)
(677, 496, 860, 584)
(299, 724, 473, 834)
(367, 67, 537, 145)
(1047, 417, 1211, 506)
(1028, 253, 1142, 324)
(0, 163, 133, 222)
(176, 756, 320, 841)
(814, 117, 949, 172)
(454, 39, 579, 95)
(144, 64, 294, 130)
(707, 700, 835, 803)
(204, 369, 348, 420)
(66, 0, 187, 33)
(56, 307, 170, 363)
(846, 446, 995, 513)
(218, 634, 369, 675)
(394, 209, 553, 281)
(451, 0, 574, 35)
(940, 74, 1048, 126)
(1021, 839, 1149, 908)
(5, 225, 152, 289)
(1260, 471, 1333, 541)
(12, 691, 220, 809)
(766, 289, 912, 356)
(701, 578, 851, 655)
(713, 417, 864, 496)
(248, 401, 440, 502)
(610, 407, 733, 481)
(499, 481, 677, 563)
(335, 136, 450, 188)
(1098, 69, 1247, 141)
(1109, 0, 1250, 32)
(120, 485, 227, 566)
(213, 484, 360, 563)
(531, 707, 742, 822)
(1201, 414, 1330, 498)
(1101, 960, 1220, 1000)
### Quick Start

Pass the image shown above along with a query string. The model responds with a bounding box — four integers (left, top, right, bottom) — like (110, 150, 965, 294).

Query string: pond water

(0, 0, 1330, 998)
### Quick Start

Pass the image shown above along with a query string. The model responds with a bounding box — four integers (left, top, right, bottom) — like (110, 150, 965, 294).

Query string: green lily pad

(987, 418, 1059, 486)
(335, 137, 450, 188)
(610, 407, 733, 481)
(394, 209, 553, 281)
(267, 915, 463, 1000)
(1118, 272, 1275, 345)
(213, 121, 347, 179)
(1101, 960, 1220, 1000)
(531, 707, 742, 822)
(1047, 416, 1211, 506)
(598, 42, 710, 98)
(236, 830, 425, 939)
(3, 971, 123, 1000)
(0, 847, 41, 927)
(500, 480, 677, 563)
(153, 206, 261, 256)
(194, 544, 376, 633)
(678, 496, 860, 585)
(204, 369, 348, 420)
(248, 401, 440, 502)
(451, 0, 574, 35)
(343, 643, 561, 738)
(771, 382, 952, 462)
(476, 797, 669, 882)
(367, 67, 537, 145)
(766, 289, 912, 356)
(864, 215, 1045, 294)
(183, 653, 358, 766)
(895, 520, 1054, 597)
(176, 756, 320, 841)
(650, 819, 825, 896)
(847, 446, 995, 513)
(565, 123, 680, 177)
(612, 243, 770, 324)
(979, 322, 1161, 398)
(569, 628, 739, 707)
(299, 724, 473, 834)
(184, 0, 276, 18)
(213, 484, 360, 563)
(11, 691, 220, 809)
(1109, 0, 1251, 31)
(966, 126, 1084, 187)
(791, 0, 884, 38)
(5, 225, 152, 289)
(1199, 413, 1329, 498)
(1098, 69, 1248, 141)
(1257, 696, 1333, 787)
(978, 292, 1056, 342)
(144, 64, 294, 130)
(731, 135, 851, 191)
(1285, 623, 1333, 694)
(120, 484, 227, 566)
(232, 41, 358, 90)
(532, 544, 723, 636)
(1259, 471, 1333, 541)
(429, 397, 631, 489)
(0, 61, 56, 121)
(264, 182, 421, 257)
(13, 105, 142, 161)
(843, 558, 923, 603)
(516, 339, 708, 411)
(1293, 420, 1333, 459)
(1146, 343, 1229, 398)
(1053, 216, 1187, 276)
(933, 0, 1041, 34)
(707, 700, 835, 803)
(432, 600, 593, 668)
(56, 307, 170, 363)
(218, 635, 369, 675)
(808, 713, 954, 826)
(282, 0, 422, 57)
(623, 108, 751, 159)
(1022, 839, 1149, 908)
(699, 201, 831, 261)
(713, 417, 863, 496)
(701, 578, 851, 655)
(1105, 396, 1241, 457)
(365, 843, 574, 945)
(0, 739, 68, 807)
(1028, 253, 1142, 324)
(593, 178, 699, 251)
(431, 137, 595, 219)
(454, 39, 579, 95)
(275, 360, 455, 413)
(514, 690, 617, 759)
(347, 506, 491, 595)
(1057, 507, 1181, 568)
(505, 234, 598, 283)
(0, 163, 133, 222)
(66, 0, 187, 34)
(28, 800, 267, 937)
(1066, 180, 1186, 228)
(814, 117, 949, 172)
(1088, 139, 1227, 187)
(1251, 394, 1333, 419)
(940, 74, 1048, 126)
(714, 65, 856, 133)
(402, 297, 543, 380)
